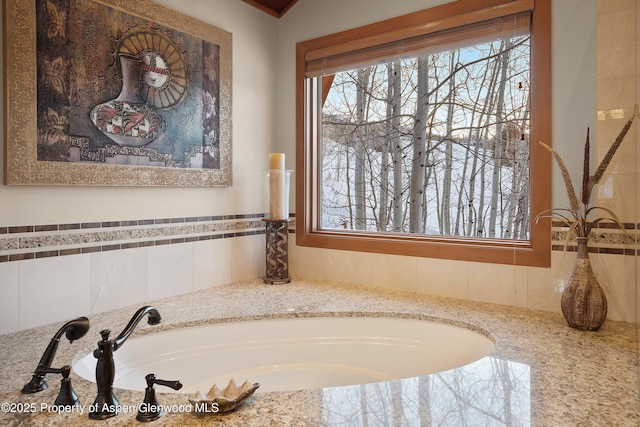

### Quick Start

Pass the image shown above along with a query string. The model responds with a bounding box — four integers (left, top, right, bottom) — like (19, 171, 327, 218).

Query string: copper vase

(90, 54, 165, 147)
(560, 237, 607, 331)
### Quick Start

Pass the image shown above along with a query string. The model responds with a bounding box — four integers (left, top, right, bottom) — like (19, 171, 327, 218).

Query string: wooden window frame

(295, 0, 551, 267)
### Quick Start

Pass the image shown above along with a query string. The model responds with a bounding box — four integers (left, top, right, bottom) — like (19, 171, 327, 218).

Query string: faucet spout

(113, 306, 161, 351)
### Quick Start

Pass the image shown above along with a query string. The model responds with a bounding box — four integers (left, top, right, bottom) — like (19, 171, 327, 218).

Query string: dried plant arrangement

(536, 111, 636, 247)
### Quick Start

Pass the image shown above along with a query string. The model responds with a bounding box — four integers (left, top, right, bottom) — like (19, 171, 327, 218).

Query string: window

(296, 0, 551, 266)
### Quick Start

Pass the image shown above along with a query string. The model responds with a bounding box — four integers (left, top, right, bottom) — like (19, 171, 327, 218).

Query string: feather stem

(581, 128, 590, 204)
(591, 115, 635, 187)
(538, 141, 580, 212)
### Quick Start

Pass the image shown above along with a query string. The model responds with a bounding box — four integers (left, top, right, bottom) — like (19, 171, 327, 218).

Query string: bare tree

(390, 62, 404, 232)
(488, 40, 511, 238)
(354, 68, 369, 230)
(320, 36, 531, 240)
(440, 52, 458, 235)
(466, 43, 501, 236)
(379, 64, 393, 231)
(409, 57, 429, 233)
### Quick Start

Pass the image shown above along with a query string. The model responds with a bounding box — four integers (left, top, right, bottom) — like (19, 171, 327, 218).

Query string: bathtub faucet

(21, 316, 90, 394)
(89, 306, 161, 420)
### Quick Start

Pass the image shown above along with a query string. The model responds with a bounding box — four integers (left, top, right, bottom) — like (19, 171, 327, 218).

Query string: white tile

(148, 243, 194, 300)
(416, 258, 468, 300)
(551, 250, 584, 294)
(193, 238, 232, 290)
(594, 173, 637, 222)
(324, 250, 373, 286)
(514, 266, 529, 308)
(0, 262, 20, 334)
(289, 242, 330, 281)
(288, 240, 311, 278)
(90, 248, 148, 315)
(526, 262, 562, 313)
(370, 253, 417, 291)
(18, 255, 91, 330)
(596, 7, 635, 78)
(467, 262, 517, 306)
(594, 252, 636, 323)
(230, 234, 265, 283)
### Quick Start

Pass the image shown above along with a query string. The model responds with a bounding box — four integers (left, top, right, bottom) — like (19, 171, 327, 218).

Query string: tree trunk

(488, 40, 510, 238)
(355, 68, 369, 230)
(409, 57, 429, 233)
(467, 48, 500, 236)
(513, 91, 531, 239)
(391, 62, 403, 232)
(441, 52, 457, 235)
(379, 64, 393, 232)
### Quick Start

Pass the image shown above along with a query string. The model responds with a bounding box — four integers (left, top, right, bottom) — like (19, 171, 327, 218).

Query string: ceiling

(241, 0, 298, 18)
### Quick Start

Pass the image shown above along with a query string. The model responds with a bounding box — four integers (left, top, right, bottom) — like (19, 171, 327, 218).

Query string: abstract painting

(4, 0, 232, 186)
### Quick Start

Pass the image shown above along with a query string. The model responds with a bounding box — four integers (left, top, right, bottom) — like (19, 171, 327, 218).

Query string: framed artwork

(4, 0, 232, 186)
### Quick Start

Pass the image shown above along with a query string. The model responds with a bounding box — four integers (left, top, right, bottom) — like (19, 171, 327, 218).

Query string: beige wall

(0, 0, 637, 333)
(0, 0, 280, 225)
(0, 0, 280, 333)
(594, 0, 640, 384)
(595, 0, 639, 324)
(282, 0, 637, 323)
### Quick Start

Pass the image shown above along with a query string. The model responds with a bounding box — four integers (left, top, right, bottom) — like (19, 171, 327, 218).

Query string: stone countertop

(0, 279, 638, 426)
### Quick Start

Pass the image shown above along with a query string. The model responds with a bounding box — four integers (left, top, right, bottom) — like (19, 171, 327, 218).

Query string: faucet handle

(53, 365, 80, 409)
(99, 329, 112, 341)
(146, 374, 183, 391)
(136, 374, 183, 422)
(27, 365, 80, 408)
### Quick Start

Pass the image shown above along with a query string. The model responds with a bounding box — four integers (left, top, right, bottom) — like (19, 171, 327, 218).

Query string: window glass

(296, 0, 551, 266)
(320, 35, 531, 239)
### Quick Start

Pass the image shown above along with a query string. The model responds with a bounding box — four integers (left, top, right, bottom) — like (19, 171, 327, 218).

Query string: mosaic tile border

(0, 214, 297, 263)
(551, 221, 639, 256)
(0, 216, 635, 263)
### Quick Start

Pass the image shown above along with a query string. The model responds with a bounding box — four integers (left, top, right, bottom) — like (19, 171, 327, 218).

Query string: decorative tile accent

(0, 214, 297, 263)
(0, 215, 629, 262)
(551, 221, 639, 255)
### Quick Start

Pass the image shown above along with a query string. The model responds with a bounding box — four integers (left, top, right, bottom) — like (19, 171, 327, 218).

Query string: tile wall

(0, 215, 267, 334)
(595, 0, 640, 386)
(596, 0, 639, 325)
(290, 224, 638, 322)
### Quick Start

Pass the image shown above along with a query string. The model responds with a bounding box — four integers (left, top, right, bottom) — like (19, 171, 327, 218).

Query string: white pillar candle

(269, 153, 286, 219)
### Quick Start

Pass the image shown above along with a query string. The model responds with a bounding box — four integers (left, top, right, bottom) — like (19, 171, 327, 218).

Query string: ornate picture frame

(4, 0, 232, 186)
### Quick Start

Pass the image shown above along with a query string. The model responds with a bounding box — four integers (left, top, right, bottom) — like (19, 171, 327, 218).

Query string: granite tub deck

(0, 279, 637, 426)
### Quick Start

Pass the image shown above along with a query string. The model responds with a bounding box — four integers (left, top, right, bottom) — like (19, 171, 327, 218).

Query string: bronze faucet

(21, 317, 89, 394)
(89, 306, 161, 420)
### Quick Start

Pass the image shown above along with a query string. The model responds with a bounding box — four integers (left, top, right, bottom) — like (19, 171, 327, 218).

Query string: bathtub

(72, 315, 495, 393)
